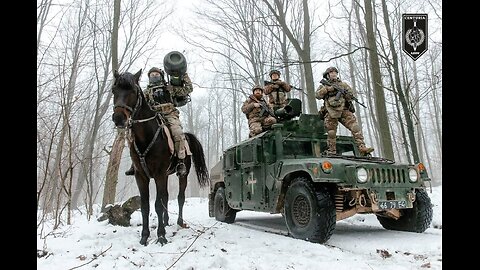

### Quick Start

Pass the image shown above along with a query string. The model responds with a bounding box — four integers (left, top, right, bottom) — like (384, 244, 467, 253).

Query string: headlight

(356, 167, 368, 183)
(408, 168, 418, 182)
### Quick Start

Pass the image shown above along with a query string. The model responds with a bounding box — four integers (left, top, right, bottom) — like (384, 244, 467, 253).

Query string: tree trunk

(101, 0, 122, 211)
(354, 2, 378, 152)
(346, 2, 363, 131)
(263, 0, 317, 113)
(380, 0, 419, 162)
(363, 0, 394, 160)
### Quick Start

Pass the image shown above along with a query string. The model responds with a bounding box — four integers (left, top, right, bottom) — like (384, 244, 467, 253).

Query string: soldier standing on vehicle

(315, 66, 374, 155)
(125, 67, 192, 176)
(264, 70, 292, 111)
(242, 85, 277, 138)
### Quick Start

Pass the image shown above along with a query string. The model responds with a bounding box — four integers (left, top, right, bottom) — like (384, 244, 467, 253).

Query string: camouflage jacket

(264, 79, 292, 107)
(143, 73, 193, 113)
(242, 95, 269, 122)
(169, 73, 193, 97)
(315, 79, 354, 118)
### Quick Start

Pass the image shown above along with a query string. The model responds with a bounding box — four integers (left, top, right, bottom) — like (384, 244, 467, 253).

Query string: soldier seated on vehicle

(242, 85, 277, 138)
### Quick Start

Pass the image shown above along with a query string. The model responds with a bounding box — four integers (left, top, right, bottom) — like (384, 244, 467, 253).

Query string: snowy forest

(37, 0, 442, 229)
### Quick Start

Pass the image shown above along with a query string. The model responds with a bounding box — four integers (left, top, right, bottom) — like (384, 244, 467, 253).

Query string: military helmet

(252, 85, 264, 93)
(269, 70, 281, 77)
(147, 67, 164, 77)
(323, 66, 339, 78)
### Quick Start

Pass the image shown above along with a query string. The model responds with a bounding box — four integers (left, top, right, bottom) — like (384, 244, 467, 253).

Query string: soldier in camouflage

(125, 67, 193, 176)
(264, 70, 292, 111)
(315, 67, 374, 155)
(242, 85, 277, 138)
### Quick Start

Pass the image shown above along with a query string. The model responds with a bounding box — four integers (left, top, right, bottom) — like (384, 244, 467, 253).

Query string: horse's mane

(115, 72, 138, 90)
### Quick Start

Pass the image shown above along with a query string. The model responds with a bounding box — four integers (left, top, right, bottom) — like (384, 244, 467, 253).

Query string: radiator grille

(371, 168, 406, 184)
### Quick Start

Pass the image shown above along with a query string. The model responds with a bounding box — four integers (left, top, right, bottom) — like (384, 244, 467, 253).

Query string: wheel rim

(292, 194, 311, 227)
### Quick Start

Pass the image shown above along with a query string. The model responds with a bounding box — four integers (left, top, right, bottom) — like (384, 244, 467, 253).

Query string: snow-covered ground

(37, 186, 442, 270)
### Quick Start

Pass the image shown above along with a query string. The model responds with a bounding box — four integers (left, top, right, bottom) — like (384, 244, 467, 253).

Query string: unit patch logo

(402, 14, 428, 61)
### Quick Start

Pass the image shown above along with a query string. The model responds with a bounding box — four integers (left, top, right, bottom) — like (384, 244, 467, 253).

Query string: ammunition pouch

(153, 103, 174, 114)
(346, 100, 355, 113)
(153, 89, 172, 104)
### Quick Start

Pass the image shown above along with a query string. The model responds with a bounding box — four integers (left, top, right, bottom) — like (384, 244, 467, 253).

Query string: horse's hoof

(140, 237, 148, 246)
(156, 236, 168, 245)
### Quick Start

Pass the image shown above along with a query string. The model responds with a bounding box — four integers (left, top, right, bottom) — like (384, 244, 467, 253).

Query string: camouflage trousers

(163, 109, 186, 159)
(324, 110, 366, 153)
(248, 116, 277, 137)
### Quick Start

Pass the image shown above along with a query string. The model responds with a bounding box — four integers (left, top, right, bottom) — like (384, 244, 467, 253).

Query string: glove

(326, 86, 335, 92)
(254, 103, 261, 108)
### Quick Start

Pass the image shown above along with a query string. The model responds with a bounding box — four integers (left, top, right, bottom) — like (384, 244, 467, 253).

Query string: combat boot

(125, 163, 135, 176)
(176, 160, 187, 177)
(326, 139, 337, 155)
(359, 145, 374, 155)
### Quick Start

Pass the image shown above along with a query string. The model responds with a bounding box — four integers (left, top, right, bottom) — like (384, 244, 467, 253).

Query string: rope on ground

(67, 243, 113, 270)
(165, 221, 218, 270)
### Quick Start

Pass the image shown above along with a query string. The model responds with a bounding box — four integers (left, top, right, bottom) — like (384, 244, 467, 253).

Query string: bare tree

(362, 0, 394, 160)
(380, 0, 419, 162)
(101, 0, 123, 212)
(261, 0, 320, 114)
(71, 0, 173, 211)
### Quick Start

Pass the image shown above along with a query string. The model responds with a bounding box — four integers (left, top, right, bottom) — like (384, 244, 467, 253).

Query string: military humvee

(208, 98, 433, 244)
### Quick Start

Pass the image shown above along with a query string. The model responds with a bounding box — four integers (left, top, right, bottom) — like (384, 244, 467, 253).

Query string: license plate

(378, 200, 407, 210)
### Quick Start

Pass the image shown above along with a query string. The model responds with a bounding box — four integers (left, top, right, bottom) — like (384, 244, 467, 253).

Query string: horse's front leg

(154, 175, 169, 245)
(136, 176, 150, 246)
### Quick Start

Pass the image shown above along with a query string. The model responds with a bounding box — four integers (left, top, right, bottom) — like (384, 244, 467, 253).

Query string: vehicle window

(240, 144, 254, 163)
(320, 141, 355, 155)
(224, 150, 236, 170)
(283, 140, 313, 157)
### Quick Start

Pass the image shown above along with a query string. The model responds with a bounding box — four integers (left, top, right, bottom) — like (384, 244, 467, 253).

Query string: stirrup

(176, 162, 187, 177)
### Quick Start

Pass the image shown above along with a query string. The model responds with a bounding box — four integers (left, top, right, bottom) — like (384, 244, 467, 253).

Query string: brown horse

(111, 69, 209, 245)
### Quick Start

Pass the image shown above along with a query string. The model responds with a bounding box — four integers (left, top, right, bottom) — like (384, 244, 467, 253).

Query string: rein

(116, 83, 165, 179)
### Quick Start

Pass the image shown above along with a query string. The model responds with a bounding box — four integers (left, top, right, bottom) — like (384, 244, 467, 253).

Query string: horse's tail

(185, 132, 209, 187)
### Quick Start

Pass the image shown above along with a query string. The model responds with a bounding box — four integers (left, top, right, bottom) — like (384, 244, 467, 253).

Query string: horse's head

(111, 69, 142, 128)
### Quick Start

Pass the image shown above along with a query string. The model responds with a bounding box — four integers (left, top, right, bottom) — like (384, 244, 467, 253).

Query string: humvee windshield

(283, 139, 313, 157)
(319, 141, 355, 156)
(282, 139, 355, 157)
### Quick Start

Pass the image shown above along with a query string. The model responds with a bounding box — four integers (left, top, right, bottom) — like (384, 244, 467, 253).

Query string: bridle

(113, 81, 165, 179)
(113, 83, 158, 129)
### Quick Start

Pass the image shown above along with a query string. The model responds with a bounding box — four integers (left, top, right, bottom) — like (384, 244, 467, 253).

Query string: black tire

(214, 187, 236, 223)
(284, 177, 336, 243)
(377, 189, 433, 233)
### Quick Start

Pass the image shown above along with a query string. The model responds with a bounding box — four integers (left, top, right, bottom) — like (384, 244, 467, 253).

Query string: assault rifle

(319, 78, 367, 108)
(264, 80, 303, 91)
(249, 96, 276, 118)
(264, 80, 307, 96)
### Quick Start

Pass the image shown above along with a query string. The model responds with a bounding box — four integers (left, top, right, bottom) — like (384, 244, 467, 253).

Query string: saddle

(162, 125, 192, 156)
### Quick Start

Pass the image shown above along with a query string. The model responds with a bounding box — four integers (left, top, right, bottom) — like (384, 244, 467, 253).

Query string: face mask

(149, 76, 162, 84)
